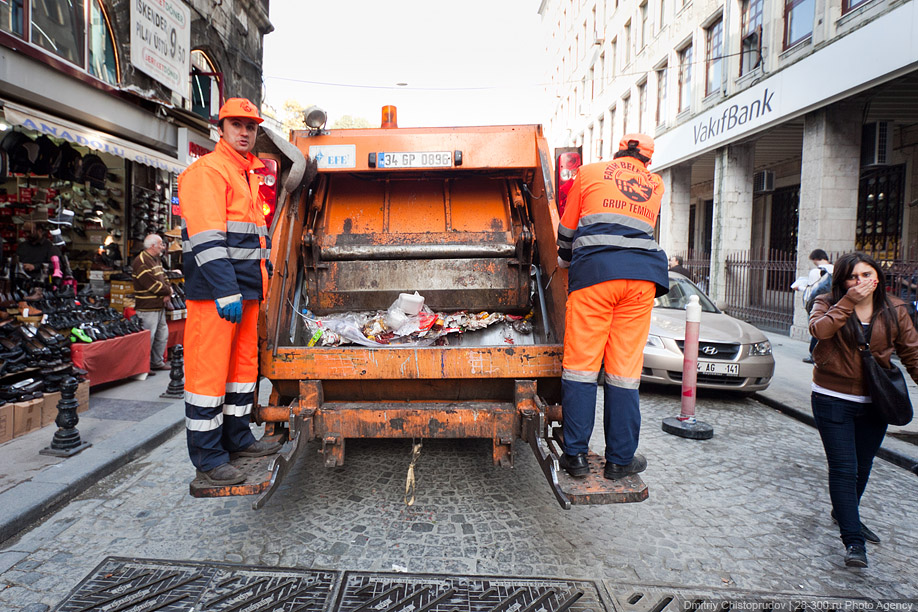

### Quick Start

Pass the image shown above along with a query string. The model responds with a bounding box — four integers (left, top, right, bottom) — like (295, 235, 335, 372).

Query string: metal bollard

(662, 295, 714, 439)
(160, 345, 185, 399)
(40, 377, 92, 457)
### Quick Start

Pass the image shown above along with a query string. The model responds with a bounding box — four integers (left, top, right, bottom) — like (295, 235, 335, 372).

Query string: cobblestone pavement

(1, 388, 917, 611)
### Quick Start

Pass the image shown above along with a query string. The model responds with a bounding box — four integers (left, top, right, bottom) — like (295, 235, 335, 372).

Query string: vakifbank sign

(130, 0, 191, 97)
(652, 0, 918, 171)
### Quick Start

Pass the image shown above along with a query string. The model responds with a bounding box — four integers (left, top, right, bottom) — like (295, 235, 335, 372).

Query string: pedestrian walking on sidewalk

(799, 249, 833, 363)
(131, 234, 173, 373)
(555, 133, 669, 481)
(177, 98, 280, 487)
(809, 251, 918, 569)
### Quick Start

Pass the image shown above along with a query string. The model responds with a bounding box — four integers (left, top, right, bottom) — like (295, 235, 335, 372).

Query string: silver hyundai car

(641, 273, 775, 392)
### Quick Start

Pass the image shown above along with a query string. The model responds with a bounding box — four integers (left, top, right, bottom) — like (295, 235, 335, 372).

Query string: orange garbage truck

(189, 110, 648, 509)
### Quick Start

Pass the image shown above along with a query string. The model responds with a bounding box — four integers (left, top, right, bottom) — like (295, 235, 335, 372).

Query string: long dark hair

(829, 252, 895, 346)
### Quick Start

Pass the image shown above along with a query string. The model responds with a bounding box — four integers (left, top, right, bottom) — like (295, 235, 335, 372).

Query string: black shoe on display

(603, 454, 647, 480)
(558, 452, 590, 478)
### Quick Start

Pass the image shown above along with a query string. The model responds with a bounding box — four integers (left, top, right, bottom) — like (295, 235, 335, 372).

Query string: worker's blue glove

(215, 294, 243, 323)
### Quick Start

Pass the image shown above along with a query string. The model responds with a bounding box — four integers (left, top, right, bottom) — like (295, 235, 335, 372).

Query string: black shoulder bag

(854, 319, 914, 426)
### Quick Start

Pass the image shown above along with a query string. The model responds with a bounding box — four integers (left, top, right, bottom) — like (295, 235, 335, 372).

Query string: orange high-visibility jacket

(556, 156, 669, 296)
(178, 138, 271, 301)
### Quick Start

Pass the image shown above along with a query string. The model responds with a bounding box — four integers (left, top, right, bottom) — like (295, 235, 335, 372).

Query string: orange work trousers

(561, 278, 655, 462)
(184, 299, 259, 471)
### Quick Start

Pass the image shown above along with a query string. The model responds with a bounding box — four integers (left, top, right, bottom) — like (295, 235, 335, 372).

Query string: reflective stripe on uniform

(579, 213, 655, 236)
(184, 390, 225, 407)
(227, 220, 268, 236)
(195, 246, 231, 266)
(604, 372, 641, 389)
(562, 368, 601, 383)
(226, 247, 270, 260)
(185, 413, 223, 431)
(188, 229, 227, 248)
(223, 403, 252, 417)
(226, 381, 256, 393)
(573, 234, 662, 251)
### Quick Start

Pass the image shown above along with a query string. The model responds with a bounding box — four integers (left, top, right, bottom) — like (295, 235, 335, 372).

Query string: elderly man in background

(132, 233, 173, 373)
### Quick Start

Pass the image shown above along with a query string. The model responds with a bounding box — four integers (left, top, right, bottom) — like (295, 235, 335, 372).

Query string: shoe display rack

(0, 152, 126, 282)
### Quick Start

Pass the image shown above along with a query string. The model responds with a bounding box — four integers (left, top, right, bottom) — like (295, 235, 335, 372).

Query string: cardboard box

(42, 391, 63, 427)
(111, 281, 133, 294)
(0, 404, 13, 444)
(13, 398, 44, 437)
(76, 380, 90, 413)
(88, 270, 104, 280)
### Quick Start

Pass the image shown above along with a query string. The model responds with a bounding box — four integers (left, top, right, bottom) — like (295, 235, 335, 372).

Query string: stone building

(0, 0, 273, 268)
(538, 0, 918, 337)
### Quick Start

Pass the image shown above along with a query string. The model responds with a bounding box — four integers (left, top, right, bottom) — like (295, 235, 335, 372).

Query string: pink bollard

(662, 295, 714, 439)
(679, 295, 701, 423)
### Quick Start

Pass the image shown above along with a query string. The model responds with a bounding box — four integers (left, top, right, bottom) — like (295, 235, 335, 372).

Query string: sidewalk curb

(754, 393, 918, 476)
(0, 405, 185, 545)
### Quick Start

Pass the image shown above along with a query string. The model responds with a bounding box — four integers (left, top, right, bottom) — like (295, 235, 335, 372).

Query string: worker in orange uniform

(178, 98, 280, 486)
(555, 134, 670, 480)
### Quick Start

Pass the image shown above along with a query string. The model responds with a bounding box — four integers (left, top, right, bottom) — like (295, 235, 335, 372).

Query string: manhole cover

(336, 571, 605, 612)
(53, 557, 339, 612)
(604, 582, 878, 611)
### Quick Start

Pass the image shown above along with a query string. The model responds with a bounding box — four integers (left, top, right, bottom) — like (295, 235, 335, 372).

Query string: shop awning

(2, 100, 186, 175)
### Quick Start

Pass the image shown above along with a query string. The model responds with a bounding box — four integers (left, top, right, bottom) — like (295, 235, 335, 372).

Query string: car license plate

(378, 151, 452, 168)
(697, 361, 740, 376)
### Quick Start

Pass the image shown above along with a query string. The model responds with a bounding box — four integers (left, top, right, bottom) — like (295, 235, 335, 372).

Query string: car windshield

(654, 275, 719, 313)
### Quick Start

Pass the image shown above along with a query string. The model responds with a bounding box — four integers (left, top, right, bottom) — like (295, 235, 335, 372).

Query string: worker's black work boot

(603, 454, 647, 480)
(558, 452, 590, 478)
(196, 463, 246, 486)
(231, 438, 282, 459)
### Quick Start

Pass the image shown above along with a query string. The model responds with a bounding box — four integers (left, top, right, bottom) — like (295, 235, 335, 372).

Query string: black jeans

(811, 392, 887, 547)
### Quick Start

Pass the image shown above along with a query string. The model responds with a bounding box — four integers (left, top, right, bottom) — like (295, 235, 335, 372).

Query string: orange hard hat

(619, 133, 654, 159)
(218, 98, 263, 124)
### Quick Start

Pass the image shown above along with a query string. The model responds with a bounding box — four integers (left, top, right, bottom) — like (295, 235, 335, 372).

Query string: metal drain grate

(606, 584, 874, 611)
(54, 557, 340, 612)
(335, 572, 605, 612)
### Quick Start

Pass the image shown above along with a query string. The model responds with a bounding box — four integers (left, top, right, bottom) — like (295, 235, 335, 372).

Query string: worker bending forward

(178, 98, 280, 486)
(556, 134, 670, 480)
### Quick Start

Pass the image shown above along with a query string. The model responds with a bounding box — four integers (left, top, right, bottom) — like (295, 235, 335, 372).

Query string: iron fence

(676, 250, 918, 334)
(722, 249, 797, 332)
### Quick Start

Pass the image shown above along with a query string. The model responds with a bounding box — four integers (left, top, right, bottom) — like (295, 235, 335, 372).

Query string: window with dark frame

(622, 94, 631, 133)
(639, 2, 648, 49)
(740, 0, 763, 75)
(678, 44, 692, 112)
(656, 65, 668, 126)
(623, 20, 631, 65)
(842, 0, 871, 13)
(637, 81, 647, 132)
(783, 0, 814, 49)
(705, 17, 723, 96)
(2, 0, 118, 84)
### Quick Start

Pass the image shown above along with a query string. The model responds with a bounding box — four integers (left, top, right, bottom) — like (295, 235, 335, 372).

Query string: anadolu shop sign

(130, 0, 191, 97)
(2, 102, 186, 175)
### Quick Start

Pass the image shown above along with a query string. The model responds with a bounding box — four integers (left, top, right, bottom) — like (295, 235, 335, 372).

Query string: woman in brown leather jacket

(809, 251, 918, 569)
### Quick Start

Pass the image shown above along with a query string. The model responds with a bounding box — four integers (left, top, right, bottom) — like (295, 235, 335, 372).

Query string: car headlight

(646, 335, 664, 349)
(750, 340, 772, 356)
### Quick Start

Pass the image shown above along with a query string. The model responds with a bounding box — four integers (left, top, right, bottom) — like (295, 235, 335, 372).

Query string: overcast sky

(261, 0, 549, 128)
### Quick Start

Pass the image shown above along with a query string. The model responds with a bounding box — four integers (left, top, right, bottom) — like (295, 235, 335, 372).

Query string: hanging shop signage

(2, 101, 186, 175)
(652, 0, 918, 170)
(130, 0, 192, 97)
